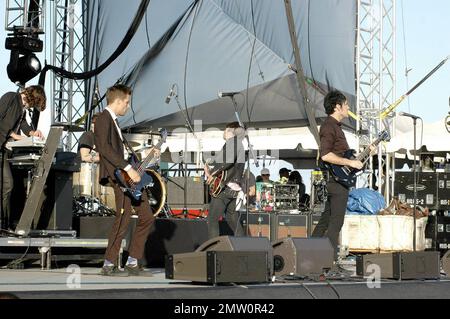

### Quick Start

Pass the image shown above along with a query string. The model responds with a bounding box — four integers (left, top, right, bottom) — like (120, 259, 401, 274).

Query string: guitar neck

(137, 141, 164, 173)
(355, 138, 383, 162)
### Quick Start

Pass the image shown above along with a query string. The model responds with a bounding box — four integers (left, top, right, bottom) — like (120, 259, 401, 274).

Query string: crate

(340, 215, 428, 252)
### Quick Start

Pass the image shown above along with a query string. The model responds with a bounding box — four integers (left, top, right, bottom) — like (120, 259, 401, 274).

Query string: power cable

(38, 0, 152, 86)
(183, 0, 202, 125)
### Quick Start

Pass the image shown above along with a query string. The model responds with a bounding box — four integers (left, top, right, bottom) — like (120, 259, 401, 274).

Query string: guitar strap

(121, 133, 140, 160)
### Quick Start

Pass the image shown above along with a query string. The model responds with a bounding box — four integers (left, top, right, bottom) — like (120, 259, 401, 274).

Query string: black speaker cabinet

(356, 251, 441, 280)
(165, 250, 270, 284)
(197, 235, 273, 274)
(437, 173, 450, 210)
(145, 218, 208, 267)
(38, 171, 74, 230)
(425, 215, 450, 254)
(394, 172, 437, 209)
(272, 237, 334, 277)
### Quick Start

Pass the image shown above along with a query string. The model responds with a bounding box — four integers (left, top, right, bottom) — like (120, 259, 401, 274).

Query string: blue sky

(1, 1, 449, 183)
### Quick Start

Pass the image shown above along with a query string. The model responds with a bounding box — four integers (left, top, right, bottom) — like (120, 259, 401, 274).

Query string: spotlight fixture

(7, 50, 42, 85)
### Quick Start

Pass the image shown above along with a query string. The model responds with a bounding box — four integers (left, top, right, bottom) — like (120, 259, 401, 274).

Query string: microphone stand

(412, 117, 417, 252)
(173, 92, 199, 218)
(228, 95, 259, 237)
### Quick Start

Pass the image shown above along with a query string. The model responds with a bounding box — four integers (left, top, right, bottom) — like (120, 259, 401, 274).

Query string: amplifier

(166, 177, 207, 209)
(239, 213, 322, 241)
(239, 213, 271, 238)
(394, 172, 437, 209)
(165, 251, 270, 284)
(271, 214, 321, 241)
(437, 173, 450, 210)
(272, 214, 308, 240)
(356, 251, 440, 280)
(425, 215, 450, 253)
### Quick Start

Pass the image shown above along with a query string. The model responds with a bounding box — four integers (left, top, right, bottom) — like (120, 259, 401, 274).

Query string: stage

(1, 266, 450, 299)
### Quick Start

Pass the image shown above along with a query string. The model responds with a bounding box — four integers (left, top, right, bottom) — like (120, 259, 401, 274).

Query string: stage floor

(1, 266, 450, 299)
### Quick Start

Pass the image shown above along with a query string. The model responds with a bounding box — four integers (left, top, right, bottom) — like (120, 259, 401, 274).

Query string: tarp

(85, 0, 357, 135)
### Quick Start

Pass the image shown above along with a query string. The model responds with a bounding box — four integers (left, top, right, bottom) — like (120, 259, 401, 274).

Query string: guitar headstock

(378, 130, 391, 142)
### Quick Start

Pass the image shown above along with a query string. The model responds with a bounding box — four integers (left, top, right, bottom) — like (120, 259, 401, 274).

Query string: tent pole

(283, 0, 320, 146)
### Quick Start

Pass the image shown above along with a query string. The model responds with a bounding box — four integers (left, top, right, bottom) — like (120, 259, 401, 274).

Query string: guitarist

(311, 90, 365, 260)
(95, 84, 156, 276)
(204, 122, 246, 239)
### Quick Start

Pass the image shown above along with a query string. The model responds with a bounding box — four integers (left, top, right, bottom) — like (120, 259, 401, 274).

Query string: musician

(311, 90, 364, 260)
(204, 122, 246, 239)
(94, 84, 155, 276)
(78, 113, 100, 163)
(0, 85, 46, 230)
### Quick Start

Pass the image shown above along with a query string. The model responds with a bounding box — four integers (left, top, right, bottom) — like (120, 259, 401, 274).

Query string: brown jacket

(94, 109, 129, 185)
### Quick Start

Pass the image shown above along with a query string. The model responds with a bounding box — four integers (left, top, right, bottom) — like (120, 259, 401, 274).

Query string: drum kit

(72, 149, 169, 217)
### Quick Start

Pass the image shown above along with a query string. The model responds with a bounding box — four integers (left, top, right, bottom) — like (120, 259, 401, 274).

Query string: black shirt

(0, 92, 33, 148)
(78, 131, 95, 151)
(319, 116, 349, 158)
(77, 131, 95, 163)
(210, 136, 245, 186)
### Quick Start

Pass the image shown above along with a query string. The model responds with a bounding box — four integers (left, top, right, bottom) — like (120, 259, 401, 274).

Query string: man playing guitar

(94, 84, 157, 276)
(204, 122, 246, 239)
(312, 90, 374, 260)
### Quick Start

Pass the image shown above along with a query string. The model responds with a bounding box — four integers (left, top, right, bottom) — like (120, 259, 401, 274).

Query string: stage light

(7, 50, 42, 85)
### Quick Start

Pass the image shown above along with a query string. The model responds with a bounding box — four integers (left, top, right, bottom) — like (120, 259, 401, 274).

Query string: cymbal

(52, 122, 85, 132)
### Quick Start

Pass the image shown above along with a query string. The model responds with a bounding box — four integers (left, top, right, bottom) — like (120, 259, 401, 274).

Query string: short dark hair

(226, 122, 241, 129)
(324, 90, 347, 115)
(106, 84, 132, 105)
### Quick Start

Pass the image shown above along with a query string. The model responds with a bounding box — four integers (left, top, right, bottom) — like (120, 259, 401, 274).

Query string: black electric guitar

(325, 130, 390, 188)
(114, 129, 167, 201)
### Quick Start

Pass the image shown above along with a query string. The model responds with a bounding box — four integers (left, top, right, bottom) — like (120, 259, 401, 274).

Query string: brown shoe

(100, 266, 129, 277)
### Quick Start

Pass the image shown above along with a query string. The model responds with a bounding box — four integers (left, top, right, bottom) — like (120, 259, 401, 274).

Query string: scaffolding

(356, 0, 396, 200)
(5, 0, 45, 34)
(50, 0, 87, 151)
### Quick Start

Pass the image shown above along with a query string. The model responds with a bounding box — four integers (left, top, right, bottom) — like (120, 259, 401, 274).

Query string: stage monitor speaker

(196, 235, 273, 275)
(165, 250, 270, 284)
(442, 250, 450, 277)
(272, 237, 334, 277)
(356, 251, 441, 280)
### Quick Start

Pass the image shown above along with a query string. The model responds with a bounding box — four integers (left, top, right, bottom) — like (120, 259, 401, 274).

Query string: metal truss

(5, 0, 45, 33)
(51, 0, 87, 151)
(356, 0, 396, 199)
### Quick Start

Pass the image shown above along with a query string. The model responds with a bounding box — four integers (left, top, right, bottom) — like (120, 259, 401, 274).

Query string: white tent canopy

(387, 117, 450, 157)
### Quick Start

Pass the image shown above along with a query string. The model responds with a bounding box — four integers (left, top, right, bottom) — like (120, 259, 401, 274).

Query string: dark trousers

(104, 182, 155, 265)
(207, 187, 244, 239)
(0, 151, 13, 230)
(312, 179, 349, 258)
